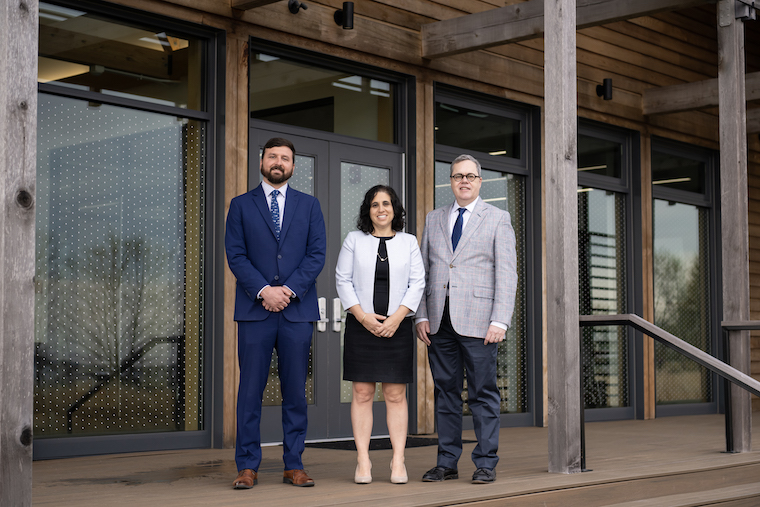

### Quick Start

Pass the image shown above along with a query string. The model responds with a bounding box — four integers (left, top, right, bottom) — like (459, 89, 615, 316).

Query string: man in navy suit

(226, 137, 326, 489)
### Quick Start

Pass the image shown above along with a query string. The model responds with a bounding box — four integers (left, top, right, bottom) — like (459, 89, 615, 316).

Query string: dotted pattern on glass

(653, 200, 712, 404)
(578, 189, 629, 409)
(434, 162, 528, 414)
(260, 153, 316, 407)
(34, 93, 206, 437)
(339, 163, 390, 404)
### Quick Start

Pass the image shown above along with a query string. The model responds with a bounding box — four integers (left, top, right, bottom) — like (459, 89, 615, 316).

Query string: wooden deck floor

(32, 414, 760, 506)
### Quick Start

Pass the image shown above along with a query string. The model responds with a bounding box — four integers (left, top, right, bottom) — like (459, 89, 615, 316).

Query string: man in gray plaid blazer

(416, 154, 517, 484)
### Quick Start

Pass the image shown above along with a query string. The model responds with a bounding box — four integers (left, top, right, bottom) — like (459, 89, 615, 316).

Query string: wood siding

(95, 0, 760, 437)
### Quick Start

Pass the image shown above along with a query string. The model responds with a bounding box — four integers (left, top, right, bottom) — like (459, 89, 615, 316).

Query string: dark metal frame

(577, 120, 643, 422)
(650, 137, 720, 418)
(34, 0, 226, 459)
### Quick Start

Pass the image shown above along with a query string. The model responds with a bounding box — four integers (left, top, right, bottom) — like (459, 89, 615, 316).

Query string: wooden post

(717, 0, 751, 453)
(0, 0, 38, 504)
(544, 0, 581, 474)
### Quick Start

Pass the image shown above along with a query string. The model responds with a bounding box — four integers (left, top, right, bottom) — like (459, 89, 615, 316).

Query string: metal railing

(721, 321, 760, 452)
(578, 314, 760, 469)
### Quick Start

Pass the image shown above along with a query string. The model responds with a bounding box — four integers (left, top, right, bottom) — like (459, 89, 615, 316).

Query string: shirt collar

(452, 196, 480, 216)
(261, 180, 288, 198)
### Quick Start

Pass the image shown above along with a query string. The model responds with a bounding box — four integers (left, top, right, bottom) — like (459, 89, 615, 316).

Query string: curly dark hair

(356, 185, 406, 234)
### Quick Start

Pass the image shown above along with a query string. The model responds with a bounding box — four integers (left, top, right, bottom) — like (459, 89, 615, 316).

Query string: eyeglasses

(450, 173, 481, 182)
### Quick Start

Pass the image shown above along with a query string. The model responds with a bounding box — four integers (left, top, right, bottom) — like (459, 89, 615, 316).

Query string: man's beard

(262, 164, 292, 184)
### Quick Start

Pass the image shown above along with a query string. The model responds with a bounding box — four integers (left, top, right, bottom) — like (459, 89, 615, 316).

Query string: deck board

(32, 414, 760, 506)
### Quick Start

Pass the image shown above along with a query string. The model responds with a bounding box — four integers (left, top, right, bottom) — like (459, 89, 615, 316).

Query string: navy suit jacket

(225, 184, 326, 323)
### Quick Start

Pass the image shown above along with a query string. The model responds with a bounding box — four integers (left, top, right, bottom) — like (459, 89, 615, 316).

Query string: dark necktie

(452, 207, 465, 251)
(270, 189, 281, 240)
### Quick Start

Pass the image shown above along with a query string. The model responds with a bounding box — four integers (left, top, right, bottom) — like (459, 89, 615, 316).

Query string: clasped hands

(360, 312, 401, 338)
(260, 286, 293, 312)
(415, 321, 505, 346)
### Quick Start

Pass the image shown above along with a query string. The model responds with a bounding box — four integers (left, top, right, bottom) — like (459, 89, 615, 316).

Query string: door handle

(332, 297, 343, 333)
(317, 297, 329, 332)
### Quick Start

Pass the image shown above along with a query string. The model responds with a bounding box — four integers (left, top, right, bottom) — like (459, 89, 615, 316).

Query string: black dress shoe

(471, 467, 496, 484)
(422, 466, 458, 482)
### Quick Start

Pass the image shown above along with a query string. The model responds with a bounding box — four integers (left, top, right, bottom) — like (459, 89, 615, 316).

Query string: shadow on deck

(32, 414, 760, 506)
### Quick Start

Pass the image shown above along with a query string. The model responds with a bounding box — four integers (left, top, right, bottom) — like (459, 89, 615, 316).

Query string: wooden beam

(643, 72, 760, 116)
(231, 0, 280, 10)
(422, 0, 714, 59)
(0, 0, 38, 505)
(717, 0, 751, 453)
(545, 0, 581, 475)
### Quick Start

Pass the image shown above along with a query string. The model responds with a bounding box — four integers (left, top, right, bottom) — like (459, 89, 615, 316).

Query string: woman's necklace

(377, 252, 388, 262)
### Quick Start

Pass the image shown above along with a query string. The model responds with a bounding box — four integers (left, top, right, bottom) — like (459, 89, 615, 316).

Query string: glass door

(249, 127, 403, 442)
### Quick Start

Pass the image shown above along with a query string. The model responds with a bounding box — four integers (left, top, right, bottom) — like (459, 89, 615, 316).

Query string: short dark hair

(450, 154, 481, 176)
(357, 185, 405, 234)
(262, 137, 296, 158)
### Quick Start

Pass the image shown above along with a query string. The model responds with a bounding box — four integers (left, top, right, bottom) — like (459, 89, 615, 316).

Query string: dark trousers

(428, 301, 500, 470)
(235, 314, 313, 472)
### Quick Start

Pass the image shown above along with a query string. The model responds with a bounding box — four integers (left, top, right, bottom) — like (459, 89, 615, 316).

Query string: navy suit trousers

(235, 315, 313, 472)
(428, 301, 500, 470)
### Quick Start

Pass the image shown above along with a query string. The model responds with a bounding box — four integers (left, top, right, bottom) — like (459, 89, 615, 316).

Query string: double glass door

(250, 126, 404, 442)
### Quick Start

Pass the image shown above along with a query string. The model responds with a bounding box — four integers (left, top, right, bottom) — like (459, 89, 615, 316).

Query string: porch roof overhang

(421, 0, 717, 59)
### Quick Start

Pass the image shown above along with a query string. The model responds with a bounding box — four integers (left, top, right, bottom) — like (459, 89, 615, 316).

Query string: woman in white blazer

(335, 185, 425, 485)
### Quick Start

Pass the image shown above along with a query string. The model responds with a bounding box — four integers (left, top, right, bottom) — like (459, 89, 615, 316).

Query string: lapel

(451, 198, 486, 262)
(279, 187, 299, 242)
(438, 203, 456, 256)
(250, 184, 278, 240)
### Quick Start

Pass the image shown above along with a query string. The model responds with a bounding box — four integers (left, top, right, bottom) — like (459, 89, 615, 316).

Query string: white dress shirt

(258, 181, 294, 299)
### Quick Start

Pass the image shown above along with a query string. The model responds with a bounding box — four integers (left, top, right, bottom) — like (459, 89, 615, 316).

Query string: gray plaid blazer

(416, 198, 517, 338)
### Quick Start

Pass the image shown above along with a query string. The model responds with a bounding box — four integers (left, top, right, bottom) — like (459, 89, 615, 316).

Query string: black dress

(343, 236, 414, 384)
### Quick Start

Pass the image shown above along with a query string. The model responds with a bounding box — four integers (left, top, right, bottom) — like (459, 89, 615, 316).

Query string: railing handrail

(721, 321, 760, 331)
(579, 314, 760, 398)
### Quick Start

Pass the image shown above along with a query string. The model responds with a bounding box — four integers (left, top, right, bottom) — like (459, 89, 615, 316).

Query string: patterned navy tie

(270, 189, 281, 240)
(452, 207, 465, 251)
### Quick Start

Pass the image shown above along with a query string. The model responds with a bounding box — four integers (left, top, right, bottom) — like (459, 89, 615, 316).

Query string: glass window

(578, 188, 628, 408)
(38, 2, 204, 110)
(578, 134, 622, 179)
(34, 93, 206, 437)
(577, 128, 631, 411)
(250, 52, 395, 143)
(652, 151, 706, 194)
(435, 102, 521, 159)
(653, 200, 712, 404)
(651, 142, 714, 406)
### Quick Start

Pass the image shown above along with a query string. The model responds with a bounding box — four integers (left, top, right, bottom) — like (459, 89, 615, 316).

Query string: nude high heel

(354, 464, 372, 484)
(390, 460, 408, 484)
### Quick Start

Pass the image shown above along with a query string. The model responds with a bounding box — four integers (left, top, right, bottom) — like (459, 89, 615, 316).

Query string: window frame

(650, 136, 720, 417)
(34, 0, 226, 459)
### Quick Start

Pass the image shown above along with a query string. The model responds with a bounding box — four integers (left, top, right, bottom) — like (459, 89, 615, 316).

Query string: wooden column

(223, 36, 250, 449)
(544, 0, 581, 473)
(717, 0, 751, 452)
(0, 0, 38, 504)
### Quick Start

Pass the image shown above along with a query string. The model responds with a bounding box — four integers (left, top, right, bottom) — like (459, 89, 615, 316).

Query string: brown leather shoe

(233, 469, 257, 489)
(283, 469, 315, 487)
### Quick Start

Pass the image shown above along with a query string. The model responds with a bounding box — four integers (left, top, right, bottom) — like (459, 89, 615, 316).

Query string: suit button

(277, 254, 282, 259)
(449, 264, 454, 268)
(443, 284, 447, 289)
(274, 275, 280, 281)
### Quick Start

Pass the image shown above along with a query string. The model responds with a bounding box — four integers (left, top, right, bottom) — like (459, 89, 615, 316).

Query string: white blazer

(335, 230, 425, 317)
